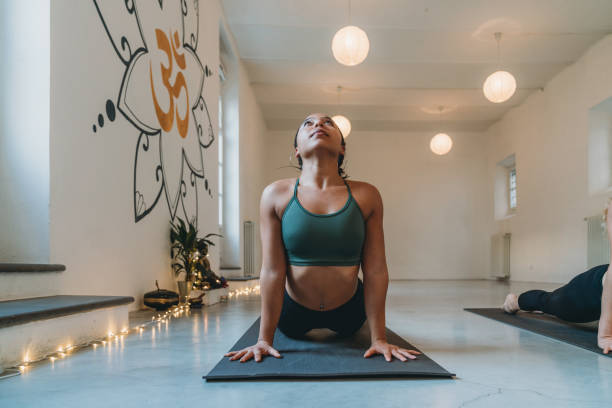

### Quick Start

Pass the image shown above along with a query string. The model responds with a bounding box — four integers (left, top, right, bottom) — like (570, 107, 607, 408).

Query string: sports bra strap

(294, 177, 300, 197)
(343, 178, 352, 198)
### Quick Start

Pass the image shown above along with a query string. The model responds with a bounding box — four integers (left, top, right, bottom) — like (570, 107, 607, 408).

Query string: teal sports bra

(281, 177, 366, 266)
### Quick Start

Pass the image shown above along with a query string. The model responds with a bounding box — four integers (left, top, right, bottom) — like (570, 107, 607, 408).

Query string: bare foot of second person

(502, 293, 520, 314)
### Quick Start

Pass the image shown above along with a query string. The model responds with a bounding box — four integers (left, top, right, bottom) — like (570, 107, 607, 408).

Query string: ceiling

(220, 0, 612, 133)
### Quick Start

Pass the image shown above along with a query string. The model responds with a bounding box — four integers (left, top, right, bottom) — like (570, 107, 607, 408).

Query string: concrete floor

(1, 280, 611, 407)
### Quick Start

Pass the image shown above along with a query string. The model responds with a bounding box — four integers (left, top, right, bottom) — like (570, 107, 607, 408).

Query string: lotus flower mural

(94, 0, 215, 224)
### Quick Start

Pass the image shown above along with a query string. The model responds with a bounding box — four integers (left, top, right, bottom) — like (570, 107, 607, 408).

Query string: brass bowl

(144, 281, 179, 310)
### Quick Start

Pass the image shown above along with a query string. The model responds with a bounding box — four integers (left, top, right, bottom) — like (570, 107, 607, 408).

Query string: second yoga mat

(205, 317, 455, 381)
(465, 308, 610, 357)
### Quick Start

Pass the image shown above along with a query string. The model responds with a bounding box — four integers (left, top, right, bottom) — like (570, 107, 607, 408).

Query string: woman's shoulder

(343, 179, 381, 220)
(263, 178, 296, 195)
(261, 178, 297, 215)
(345, 179, 380, 197)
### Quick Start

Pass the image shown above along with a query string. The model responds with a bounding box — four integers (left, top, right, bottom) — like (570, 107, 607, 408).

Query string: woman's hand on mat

(224, 340, 282, 363)
(363, 340, 422, 362)
(598, 335, 612, 354)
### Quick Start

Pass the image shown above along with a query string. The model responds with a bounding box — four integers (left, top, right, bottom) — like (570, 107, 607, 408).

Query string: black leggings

(277, 278, 367, 338)
(518, 264, 608, 323)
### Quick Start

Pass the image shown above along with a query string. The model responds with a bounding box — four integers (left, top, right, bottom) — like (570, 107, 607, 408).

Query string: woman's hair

(290, 121, 349, 179)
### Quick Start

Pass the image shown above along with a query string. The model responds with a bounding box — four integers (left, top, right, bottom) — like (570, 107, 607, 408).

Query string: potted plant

(170, 217, 223, 303)
(193, 234, 228, 291)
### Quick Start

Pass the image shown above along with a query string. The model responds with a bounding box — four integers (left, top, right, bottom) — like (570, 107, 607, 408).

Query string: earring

(289, 153, 297, 166)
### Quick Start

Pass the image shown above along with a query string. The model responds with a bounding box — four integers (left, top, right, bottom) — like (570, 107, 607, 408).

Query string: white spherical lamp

(430, 133, 453, 155)
(332, 115, 351, 138)
(483, 70, 517, 103)
(332, 25, 370, 66)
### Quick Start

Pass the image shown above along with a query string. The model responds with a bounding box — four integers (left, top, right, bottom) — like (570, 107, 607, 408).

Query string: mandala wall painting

(93, 0, 215, 224)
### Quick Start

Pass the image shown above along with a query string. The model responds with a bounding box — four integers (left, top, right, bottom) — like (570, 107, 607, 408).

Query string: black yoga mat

(204, 317, 454, 381)
(465, 308, 610, 357)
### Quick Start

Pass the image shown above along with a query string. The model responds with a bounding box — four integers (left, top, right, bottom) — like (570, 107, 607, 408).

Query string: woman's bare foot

(502, 293, 520, 314)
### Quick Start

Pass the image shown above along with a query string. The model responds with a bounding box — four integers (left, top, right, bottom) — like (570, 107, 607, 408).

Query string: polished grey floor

(2, 280, 611, 408)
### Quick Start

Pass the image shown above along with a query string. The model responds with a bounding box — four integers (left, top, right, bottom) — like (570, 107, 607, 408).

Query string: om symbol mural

(150, 29, 190, 138)
(94, 0, 215, 224)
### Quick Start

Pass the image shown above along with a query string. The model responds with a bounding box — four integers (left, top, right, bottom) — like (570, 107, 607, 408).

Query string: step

(0, 295, 133, 328)
(226, 276, 259, 281)
(0, 263, 66, 301)
(0, 263, 66, 273)
(0, 295, 134, 371)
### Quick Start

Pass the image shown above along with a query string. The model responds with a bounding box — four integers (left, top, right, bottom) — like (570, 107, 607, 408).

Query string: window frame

(508, 166, 517, 212)
(218, 91, 224, 230)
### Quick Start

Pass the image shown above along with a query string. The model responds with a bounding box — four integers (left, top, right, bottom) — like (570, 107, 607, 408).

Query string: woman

(224, 113, 420, 363)
(502, 201, 612, 354)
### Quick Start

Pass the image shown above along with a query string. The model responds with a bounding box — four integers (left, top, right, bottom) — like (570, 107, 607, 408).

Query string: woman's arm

(225, 183, 287, 362)
(360, 184, 421, 362)
(598, 267, 612, 353)
(257, 183, 288, 344)
(259, 183, 287, 345)
(598, 200, 612, 353)
(360, 184, 389, 344)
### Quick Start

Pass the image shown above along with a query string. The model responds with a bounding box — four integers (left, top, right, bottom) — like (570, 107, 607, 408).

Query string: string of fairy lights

(8, 284, 260, 376)
(226, 285, 260, 299)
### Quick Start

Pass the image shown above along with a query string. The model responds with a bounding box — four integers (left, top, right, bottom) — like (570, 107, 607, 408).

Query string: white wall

(485, 34, 612, 283)
(237, 62, 268, 277)
(218, 13, 268, 277)
(265, 129, 490, 280)
(0, 0, 50, 263)
(28, 0, 223, 307)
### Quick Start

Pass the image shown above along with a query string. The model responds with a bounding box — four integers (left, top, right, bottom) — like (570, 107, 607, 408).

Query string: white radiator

(490, 233, 511, 279)
(585, 215, 610, 268)
(243, 221, 255, 277)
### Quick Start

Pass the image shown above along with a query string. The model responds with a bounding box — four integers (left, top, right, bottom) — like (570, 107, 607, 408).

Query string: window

(0, 1, 51, 262)
(588, 96, 612, 195)
(218, 24, 240, 269)
(509, 167, 517, 211)
(218, 95, 223, 229)
(494, 154, 516, 220)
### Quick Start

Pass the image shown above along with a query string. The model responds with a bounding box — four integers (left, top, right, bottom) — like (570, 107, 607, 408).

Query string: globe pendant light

(483, 32, 517, 103)
(430, 133, 453, 155)
(332, 115, 351, 138)
(483, 70, 517, 103)
(332, 86, 351, 138)
(430, 107, 452, 155)
(332, 0, 369, 66)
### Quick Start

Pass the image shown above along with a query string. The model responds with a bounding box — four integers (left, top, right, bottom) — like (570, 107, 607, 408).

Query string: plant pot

(177, 281, 192, 304)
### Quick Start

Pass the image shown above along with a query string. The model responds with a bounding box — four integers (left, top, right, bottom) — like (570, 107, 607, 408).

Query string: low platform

(0, 295, 133, 370)
(0, 263, 66, 273)
(0, 295, 134, 328)
(225, 276, 259, 281)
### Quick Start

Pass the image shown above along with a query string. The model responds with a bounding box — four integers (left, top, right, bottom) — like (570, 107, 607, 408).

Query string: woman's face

(295, 113, 344, 160)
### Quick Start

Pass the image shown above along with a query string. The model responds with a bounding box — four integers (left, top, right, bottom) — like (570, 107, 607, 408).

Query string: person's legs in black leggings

(277, 288, 316, 339)
(277, 279, 367, 339)
(325, 279, 367, 337)
(518, 264, 608, 323)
